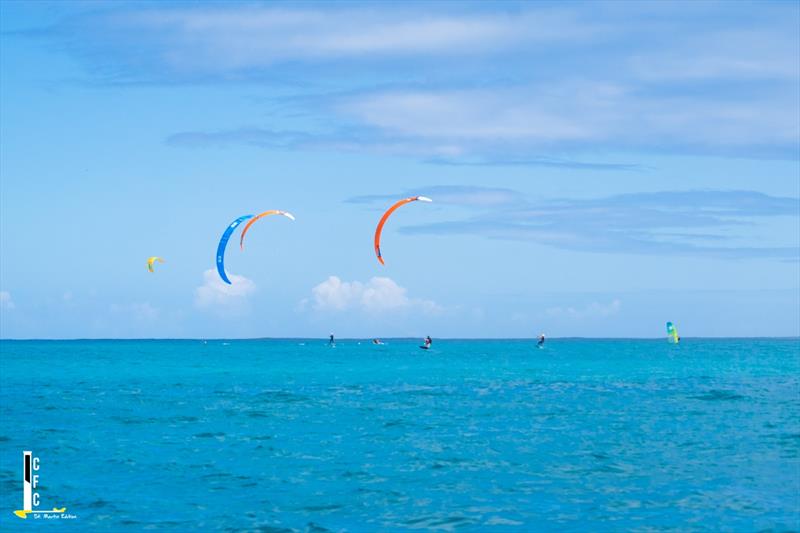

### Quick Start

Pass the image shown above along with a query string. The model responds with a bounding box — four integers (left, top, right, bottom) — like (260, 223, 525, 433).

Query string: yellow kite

(147, 256, 164, 273)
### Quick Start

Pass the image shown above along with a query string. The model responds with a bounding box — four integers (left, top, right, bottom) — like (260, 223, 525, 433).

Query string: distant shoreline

(1, 337, 798, 342)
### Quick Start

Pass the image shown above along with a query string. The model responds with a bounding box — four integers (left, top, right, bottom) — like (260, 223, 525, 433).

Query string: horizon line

(1, 336, 798, 342)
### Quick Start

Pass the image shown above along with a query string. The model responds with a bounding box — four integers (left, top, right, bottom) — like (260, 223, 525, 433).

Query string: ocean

(0, 338, 798, 531)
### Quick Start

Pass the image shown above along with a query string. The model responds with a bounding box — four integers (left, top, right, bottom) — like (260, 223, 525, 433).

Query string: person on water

(537, 333, 546, 347)
(372, 338, 383, 345)
(329, 334, 335, 346)
(424, 336, 432, 348)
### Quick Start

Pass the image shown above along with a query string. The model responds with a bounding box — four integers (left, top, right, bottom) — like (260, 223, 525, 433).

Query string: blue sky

(1, 0, 798, 338)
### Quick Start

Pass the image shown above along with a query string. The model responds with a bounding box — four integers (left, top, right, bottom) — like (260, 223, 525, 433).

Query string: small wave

(257, 390, 310, 403)
(86, 499, 113, 509)
(169, 415, 200, 423)
(202, 472, 234, 481)
(297, 504, 342, 513)
(340, 470, 371, 480)
(0, 477, 17, 495)
(194, 431, 225, 438)
(691, 390, 746, 401)
(38, 427, 68, 433)
(403, 514, 476, 531)
(227, 526, 296, 533)
(111, 415, 158, 425)
(485, 516, 524, 526)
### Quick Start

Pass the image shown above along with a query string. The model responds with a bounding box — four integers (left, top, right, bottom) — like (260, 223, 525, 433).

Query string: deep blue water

(0, 338, 798, 532)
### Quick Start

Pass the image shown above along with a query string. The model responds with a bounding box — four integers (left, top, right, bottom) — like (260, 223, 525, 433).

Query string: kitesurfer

(329, 334, 335, 346)
(424, 336, 432, 348)
(372, 339, 383, 345)
(537, 333, 546, 347)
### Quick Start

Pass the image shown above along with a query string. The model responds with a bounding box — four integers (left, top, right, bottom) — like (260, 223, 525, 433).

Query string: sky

(0, 0, 798, 339)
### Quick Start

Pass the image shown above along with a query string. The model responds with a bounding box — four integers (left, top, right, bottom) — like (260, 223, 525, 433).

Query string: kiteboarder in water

(329, 334, 335, 346)
(666, 322, 680, 344)
(537, 333, 546, 347)
(423, 336, 432, 349)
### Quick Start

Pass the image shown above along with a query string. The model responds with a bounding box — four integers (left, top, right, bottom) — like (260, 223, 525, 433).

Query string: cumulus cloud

(307, 276, 440, 314)
(545, 299, 621, 319)
(0, 291, 15, 310)
(194, 269, 256, 314)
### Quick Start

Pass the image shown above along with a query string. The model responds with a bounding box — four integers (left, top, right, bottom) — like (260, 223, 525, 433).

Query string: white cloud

(194, 269, 256, 313)
(339, 84, 798, 151)
(89, 8, 598, 72)
(0, 291, 15, 310)
(545, 299, 621, 319)
(340, 87, 595, 142)
(348, 186, 525, 208)
(308, 276, 440, 314)
(54, 5, 795, 160)
(630, 30, 799, 82)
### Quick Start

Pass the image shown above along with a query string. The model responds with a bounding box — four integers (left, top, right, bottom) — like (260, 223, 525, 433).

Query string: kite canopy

(216, 215, 254, 284)
(239, 210, 295, 250)
(374, 196, 433, 265)
(666, 321, 679, 344)
(147, 256, 164, 273)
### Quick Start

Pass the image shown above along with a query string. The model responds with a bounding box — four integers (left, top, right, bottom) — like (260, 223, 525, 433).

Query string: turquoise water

(0, 339, 798, 531)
